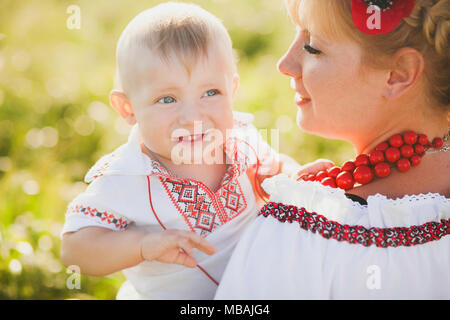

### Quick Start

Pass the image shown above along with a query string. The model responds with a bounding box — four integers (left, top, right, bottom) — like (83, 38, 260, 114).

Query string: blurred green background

(0, 0, 353, 299)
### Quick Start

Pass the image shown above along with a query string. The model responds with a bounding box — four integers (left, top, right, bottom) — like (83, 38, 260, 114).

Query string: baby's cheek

(218, 121, 234, 147)
(224, 113, 235, 130)
(141, 124, 168, 147)
(217, 104, 234, 126)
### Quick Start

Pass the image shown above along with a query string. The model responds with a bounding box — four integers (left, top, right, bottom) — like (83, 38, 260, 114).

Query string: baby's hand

(278, 153, 303, 177)
(140, 230, 216, 268)
(295, 159, 335, 181)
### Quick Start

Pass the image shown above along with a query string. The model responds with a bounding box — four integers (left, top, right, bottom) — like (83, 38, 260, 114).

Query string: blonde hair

(115, 2, 235, 95)
(286, 0, 450, 109)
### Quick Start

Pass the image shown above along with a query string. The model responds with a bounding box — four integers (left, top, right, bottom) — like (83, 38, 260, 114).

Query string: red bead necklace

(298, 130, 450, 191)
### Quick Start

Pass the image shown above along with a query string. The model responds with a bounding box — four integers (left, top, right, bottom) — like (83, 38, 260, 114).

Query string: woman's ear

(383, 48, 424, 100)
(232, 73, 240, 100)
(110, 90, 136, 125)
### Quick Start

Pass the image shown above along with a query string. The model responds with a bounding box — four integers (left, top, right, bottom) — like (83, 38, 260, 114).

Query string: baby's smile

(173, 133, 207, 144)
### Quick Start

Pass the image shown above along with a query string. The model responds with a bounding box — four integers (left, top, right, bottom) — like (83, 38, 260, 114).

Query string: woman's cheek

(310, 64, 344, 103)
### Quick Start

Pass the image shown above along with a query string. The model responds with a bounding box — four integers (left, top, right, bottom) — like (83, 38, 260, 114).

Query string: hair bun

(406, 0, 450, 56)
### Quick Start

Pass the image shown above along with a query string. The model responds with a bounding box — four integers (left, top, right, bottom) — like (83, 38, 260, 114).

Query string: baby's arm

(249, 156, 335, 205)
(61, 227, 216, 276)
(257, 155, 334, 181)
(294, 159, 335, 180)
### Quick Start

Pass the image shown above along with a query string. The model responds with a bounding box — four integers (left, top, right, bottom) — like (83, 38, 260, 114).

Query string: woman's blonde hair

(286, 0, 450, 109)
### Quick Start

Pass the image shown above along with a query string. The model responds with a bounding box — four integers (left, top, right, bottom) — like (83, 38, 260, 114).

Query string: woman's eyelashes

(303, 44, 322, 55)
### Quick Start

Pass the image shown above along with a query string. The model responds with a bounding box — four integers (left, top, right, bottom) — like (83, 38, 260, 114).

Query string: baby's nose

(177, 104, 203, 124)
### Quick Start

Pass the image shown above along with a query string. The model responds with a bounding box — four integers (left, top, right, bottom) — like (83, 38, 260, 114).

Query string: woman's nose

(277, 40, 302, 78)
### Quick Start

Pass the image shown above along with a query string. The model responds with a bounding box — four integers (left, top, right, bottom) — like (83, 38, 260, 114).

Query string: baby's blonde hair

(115, 2, 235, 95)
(286, 0, 450, 109)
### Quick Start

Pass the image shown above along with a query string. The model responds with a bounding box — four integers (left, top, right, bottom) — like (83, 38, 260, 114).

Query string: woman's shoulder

(262, 174, 450, 229)
(216, 176, 450, 299)
(258, 174, 450, 249)
(345, 152, 450, 201)
(261, 174, 366, 222)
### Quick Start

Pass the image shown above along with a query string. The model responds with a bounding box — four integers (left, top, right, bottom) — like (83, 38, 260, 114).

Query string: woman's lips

(295, 93, 311, 106)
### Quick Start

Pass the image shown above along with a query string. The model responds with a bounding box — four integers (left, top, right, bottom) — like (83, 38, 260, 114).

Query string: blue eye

(158, 96, 176, 104)
(304, 44, 322, 55)
(204, 89, 219, 97)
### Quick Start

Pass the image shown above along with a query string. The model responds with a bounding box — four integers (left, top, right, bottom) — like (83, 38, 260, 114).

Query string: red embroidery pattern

(146, 127, 259, 237)
(91, 162, 110, 180)
(224, 137, 251, 178)
(161, 175, 247, 237)
(218, 176, 248, 221)
(88, 153, 116, 181)
(260, 202, 450, 248)
(233, 115, 251, 129)
(149, 160, 171, 177)
(68, 204, 129, 230)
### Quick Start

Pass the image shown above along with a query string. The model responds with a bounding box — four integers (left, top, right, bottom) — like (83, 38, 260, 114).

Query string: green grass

(0, 0, 353, 299)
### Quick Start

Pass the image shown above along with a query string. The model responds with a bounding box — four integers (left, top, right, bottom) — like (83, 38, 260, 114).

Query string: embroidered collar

(260, 201, 450, 248)
(85, 124, 149, 182)
(145, 134, 252, 185)
(85, 112, 255, 183)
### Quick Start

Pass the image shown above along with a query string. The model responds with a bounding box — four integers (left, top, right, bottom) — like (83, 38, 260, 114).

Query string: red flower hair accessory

(351, 0, 415, 35)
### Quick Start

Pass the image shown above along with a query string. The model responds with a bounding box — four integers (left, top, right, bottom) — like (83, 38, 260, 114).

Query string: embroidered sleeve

(60, 175, 132, 237)
(65, 203, 129, 231)
(61, 201, 130, 237)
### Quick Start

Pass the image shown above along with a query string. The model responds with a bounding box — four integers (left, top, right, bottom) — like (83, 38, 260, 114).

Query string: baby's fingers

(178, 238, 195, 256)
(173, 250, 198, 268)
(175, 234, 215, 268)
(186, 232, 217, 256)
(296, 159, 335, 178)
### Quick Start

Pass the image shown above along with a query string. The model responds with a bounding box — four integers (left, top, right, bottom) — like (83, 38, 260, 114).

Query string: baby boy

(60, 2, 324, 299)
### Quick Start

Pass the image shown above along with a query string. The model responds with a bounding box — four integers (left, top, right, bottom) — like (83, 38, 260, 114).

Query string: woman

(215, 0, 450, 299)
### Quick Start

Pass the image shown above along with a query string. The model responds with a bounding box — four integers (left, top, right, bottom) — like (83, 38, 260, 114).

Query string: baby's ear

(232, 73, 240, 100)
(110, 90, 136, 125)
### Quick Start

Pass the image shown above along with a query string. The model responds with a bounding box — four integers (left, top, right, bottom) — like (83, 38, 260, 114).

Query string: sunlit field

(0, 0, 353, 299)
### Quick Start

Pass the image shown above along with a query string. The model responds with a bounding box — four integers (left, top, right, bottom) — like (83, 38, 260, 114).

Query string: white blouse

(61, 111, 277, 299)
(215, 174, 450, 299)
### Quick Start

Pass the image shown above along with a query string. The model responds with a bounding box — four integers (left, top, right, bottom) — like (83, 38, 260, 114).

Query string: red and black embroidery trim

(260, 202, 450, 248)
(68, 204, 129, 230)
